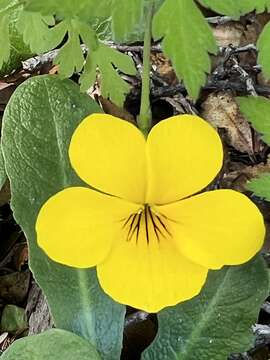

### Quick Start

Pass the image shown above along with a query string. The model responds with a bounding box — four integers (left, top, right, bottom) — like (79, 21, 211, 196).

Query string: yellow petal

(97, 212, 208, 312)
(155, 190, 265, 269)
(69, 114, 146, 203)
(36, 187, 141, 268)
(146, 115, 223, 204)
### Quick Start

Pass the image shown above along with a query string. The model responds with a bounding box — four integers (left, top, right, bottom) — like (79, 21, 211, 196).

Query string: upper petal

(146, 115, 223, 204)
(97, 220, 208, 312)
(69, 114, 146, 203)
(36, 187, 141, 268)
(155, 189, 265, 269)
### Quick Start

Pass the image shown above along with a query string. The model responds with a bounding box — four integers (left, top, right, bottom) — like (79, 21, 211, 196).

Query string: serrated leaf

(1, 329, 102, 360)
(16, 11, 65, 53)
(0, 14, 11, 68)
(237, 96, 270, 145)
(81, 43, 137, 106)
(247, 173, 270, 200)
(153, 0, 217, 99)
(1, 75, 125, 360)
(54, 29, 84, 78)
(0, 7, 33, 75)
(198, 0, 270, 17)
(111, 0, 144, 42)
(143, 256, 269, 360)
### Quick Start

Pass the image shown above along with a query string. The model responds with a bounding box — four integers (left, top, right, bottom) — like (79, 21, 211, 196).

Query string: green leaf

(0, 147, 7, 190)
(81, 43, 137, 105)
(0, 305, 27, 334)
(247, 173, 270, 200)
(111, 0, 144, 42)
(258, 21, 270, 79)
(54, 29, 84, 78)
(237, 96, 270, 145)
(153, 0, 217, 99)
(16, 11, 63, 53)
(0, 14, 11, 69)
(0, 7, 33, 75)
(143, 256, 269, 360)
(198, 0, 270, 17)
(1, 75, 125, 360)
(1, 329, 102, 360)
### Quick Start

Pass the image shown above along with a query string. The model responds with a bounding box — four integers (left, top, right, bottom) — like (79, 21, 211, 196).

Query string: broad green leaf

(247, 173, 270, 200)
(258, 21, 270, 78)
(237, 96, 270, 145)
(198, 0, 270, 17)
(153, 0, 217, 99)
(1, 329, 101, 360)
(1, 75, 125, 360)
(0, 305, 27, 334)
(81, 43, 137, 105)
(143, 256, 269, 360)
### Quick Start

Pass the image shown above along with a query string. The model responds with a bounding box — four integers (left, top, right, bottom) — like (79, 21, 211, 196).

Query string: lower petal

(36, 187, 141, 268)
(97, 239, 208, 313)
(155, 190, 265, 269)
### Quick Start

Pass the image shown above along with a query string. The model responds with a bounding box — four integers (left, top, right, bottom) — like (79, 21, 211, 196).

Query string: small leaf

(1, 329, 102, 360)
(54, 29, 84, 78)
(237, 96, 270, 145)
(143, 256, 270, 360)
(2, 75, 125, 360)
(258, 21, 270, 78)
(0, 305, 27, 334)
(153, 0, 217, 99)
(81, 43, 137, 106)
(198, 0, 270, 17)
(247, 173, 270, 200)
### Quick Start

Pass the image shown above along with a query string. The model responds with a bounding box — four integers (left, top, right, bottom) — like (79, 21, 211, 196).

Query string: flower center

(121, 204, 172, 244)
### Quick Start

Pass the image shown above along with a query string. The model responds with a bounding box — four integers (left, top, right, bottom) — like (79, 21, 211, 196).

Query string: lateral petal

(155, 189, 265, 269)
(36, 187, 141, 268)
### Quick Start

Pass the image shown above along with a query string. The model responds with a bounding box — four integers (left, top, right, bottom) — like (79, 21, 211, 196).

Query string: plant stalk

(138, 2, 154, 136)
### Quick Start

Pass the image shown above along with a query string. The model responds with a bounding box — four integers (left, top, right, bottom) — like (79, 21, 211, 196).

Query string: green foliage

(153, 0, 217, 99)
(81, 43, 137, 105)
(247, 174, 270, 201)
(143, 256, 270, 360)
(237, 96, 270, 145)
(0, 147, 7, 190)
(0, 305, 27, 334)
(1, 329, 102, 360)
(258, 21, 270, 78)
(198, 0, 270, 17)
(1, 75, 125, 360)
(237, 96, 270, 200)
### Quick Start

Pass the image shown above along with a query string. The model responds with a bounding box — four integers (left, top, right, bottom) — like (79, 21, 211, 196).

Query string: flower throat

(121, 204, 172, 244)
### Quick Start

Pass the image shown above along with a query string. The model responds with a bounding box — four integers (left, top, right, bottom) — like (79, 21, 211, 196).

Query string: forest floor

(1, 10, 270, 360)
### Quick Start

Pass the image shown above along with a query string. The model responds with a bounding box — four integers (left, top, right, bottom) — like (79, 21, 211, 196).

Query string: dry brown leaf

(201, 91, 254, 154)
(213, 23, 244, 47)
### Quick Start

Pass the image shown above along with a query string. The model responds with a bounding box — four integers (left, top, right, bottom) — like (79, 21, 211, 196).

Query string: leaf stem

(138, 2, 154, 136)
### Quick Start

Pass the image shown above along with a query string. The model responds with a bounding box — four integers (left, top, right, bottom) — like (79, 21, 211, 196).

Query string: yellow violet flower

(36, 114, 265, 313)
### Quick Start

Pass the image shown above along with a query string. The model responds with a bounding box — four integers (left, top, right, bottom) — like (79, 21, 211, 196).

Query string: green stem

(138, 2, 154, 136)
